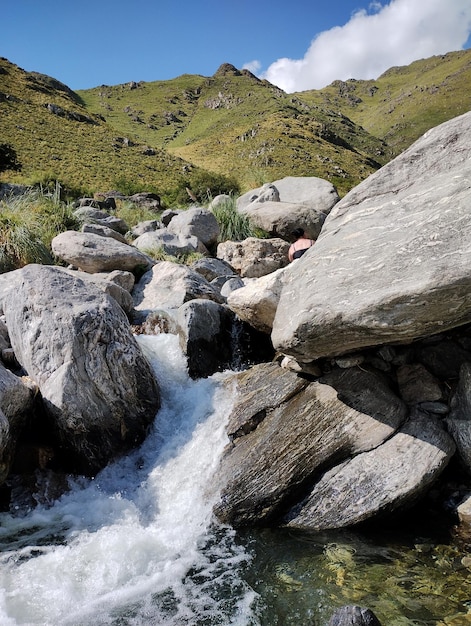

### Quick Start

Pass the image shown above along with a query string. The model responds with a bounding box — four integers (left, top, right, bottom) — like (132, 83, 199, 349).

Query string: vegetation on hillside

(297, 49, 471, 157)
(0, 184, 79, 272)
(1, 50, 470, 202)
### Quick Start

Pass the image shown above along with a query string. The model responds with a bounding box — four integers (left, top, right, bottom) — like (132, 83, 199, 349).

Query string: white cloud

(262, 0, 471, 92)
(242, 60, 262, 74)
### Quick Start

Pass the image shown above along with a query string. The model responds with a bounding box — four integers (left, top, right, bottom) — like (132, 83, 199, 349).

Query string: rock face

(271, 112, 471, 361)
(2, 265, 161, 473)
(285, 414, 454, 529)
(214, 363, 409, 527)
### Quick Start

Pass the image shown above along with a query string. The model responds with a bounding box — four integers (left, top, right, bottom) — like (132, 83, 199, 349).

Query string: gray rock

(0, 363, 33, 483)
(167, 207, 220, 248)
(51, 231, 153, 274)
(286, 415, 455, 530)
(133, 229, 208, 257)
(190, 257, 236, 282)
(328, 606, 382, 626)
(272, 112, 471, 361)
(217, 237, 290, 278)
(237, 176, 339, 213)
(132, 261, 224, 322)
(74, 207, 129, 234)
(81, 223, 128, 244)
(240, 200, 326, 241)
(176, 299, 236, 378)
(226, 266, 288, 333)
(2, 264, 161, 474)
(219, 276, 245, 299)
(130, 220, 161, 237)
(214, 364, 407, 527)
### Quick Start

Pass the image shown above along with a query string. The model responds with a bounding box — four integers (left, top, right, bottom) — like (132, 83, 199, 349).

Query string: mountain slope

(0, 57, 199, 196)
(1, 50, 470, 199)
(78, 63, 386, 195)
(296, 49, 471, 157)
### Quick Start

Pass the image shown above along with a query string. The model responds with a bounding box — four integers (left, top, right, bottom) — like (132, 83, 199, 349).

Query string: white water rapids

(0, 334, 258, 626)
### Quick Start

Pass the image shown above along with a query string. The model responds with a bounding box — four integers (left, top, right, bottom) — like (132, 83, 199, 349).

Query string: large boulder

(133, 229, 209, 257)
(272, 112, 471, 362)
(239, 200, 327, 241)
(51, 231, 153, 275)
(2, 264, 161, 474)
(226, 266, 288, 334)
(214, 363, 408, 527)
(167, 207, 220, 248)
(132, 261, 225, 322)
(237, 176, 339, 213)
(285, 414, 454, 529)
(0, 363, 33, 483)
(217, 237, 289, 278)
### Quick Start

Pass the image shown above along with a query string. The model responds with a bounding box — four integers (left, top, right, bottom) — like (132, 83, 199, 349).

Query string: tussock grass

(0, 184, 80, 272)
(210, 195, 268, 242)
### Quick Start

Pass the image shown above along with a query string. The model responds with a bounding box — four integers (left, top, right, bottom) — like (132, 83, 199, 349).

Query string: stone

(214, 365, 407, 527)
(51, 231, 153, 274)
(286, 415, 455, 530)
(226, 266, 288, 333)
(132, 261, 224, 322)
(2, 264, 161, 474)
(217, 237, 289, 278)
(272, 112, 471, 362)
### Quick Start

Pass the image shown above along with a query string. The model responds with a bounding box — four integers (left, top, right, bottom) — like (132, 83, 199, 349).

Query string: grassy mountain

(297, 49, 471, 158)
(78, 63, 385, 195)
(0, 57, 203, 198)
(1, 49, 470, 201)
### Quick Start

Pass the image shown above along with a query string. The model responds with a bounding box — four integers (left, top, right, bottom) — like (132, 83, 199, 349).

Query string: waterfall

(0, 334, 259, 626)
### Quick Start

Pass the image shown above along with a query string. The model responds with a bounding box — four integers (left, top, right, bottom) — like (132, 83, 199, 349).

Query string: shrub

(0, 185, 80, 272)
(169, 170, 241, 206)
(210, 195, 268, 242)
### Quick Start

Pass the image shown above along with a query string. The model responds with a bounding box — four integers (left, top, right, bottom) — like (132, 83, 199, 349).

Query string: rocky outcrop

(271, 111, 471, 362)
(2, 264, 161, 474)
(215, 363, 410, 528)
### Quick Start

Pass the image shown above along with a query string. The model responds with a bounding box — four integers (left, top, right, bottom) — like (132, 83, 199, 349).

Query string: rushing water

(0, 334, 471, 625)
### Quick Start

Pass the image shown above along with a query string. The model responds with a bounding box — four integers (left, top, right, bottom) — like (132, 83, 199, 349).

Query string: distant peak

(214, 63, 241, 77)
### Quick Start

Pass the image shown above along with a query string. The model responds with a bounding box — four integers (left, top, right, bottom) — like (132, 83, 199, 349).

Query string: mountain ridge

(1, 49, 470, 200)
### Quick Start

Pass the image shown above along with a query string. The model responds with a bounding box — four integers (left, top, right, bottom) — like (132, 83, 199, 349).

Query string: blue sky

(3, 0, 471, 92)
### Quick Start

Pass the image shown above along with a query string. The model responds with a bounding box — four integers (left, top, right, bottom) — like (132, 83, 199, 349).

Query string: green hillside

(297, 49, 471, 157)
(0, 57, 203, 198)
(1, 50, 470, 201)
(78, 63, 386, 195)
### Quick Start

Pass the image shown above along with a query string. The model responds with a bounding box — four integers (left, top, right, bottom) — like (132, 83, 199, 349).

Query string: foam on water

(0, 334, 258, 626)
